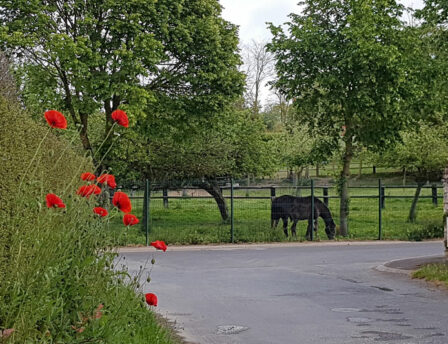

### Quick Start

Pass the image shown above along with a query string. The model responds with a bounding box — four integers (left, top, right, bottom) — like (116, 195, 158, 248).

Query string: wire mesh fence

(109, 179, 445, 245)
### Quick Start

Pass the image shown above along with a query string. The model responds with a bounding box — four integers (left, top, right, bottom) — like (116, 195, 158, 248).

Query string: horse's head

(325, 220, 336, 240)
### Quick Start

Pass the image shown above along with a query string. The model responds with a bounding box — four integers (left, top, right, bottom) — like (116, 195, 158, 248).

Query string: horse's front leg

(290, 219, 298, 237)
(282, 217, 289, 237)
(306, 219, 312, 240)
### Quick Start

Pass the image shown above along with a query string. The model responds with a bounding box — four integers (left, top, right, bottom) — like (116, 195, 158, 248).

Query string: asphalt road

(119, 241, 448, 344)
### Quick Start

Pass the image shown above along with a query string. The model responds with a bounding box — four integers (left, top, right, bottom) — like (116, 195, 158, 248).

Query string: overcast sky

(220, 0, 425, 44)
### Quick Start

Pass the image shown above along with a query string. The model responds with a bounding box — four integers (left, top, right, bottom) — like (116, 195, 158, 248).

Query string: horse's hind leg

(282, 217, 289, 237)
(290, 219, 298, 237)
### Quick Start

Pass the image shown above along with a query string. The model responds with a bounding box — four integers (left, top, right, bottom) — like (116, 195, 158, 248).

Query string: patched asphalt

(119, 241, 448, 344)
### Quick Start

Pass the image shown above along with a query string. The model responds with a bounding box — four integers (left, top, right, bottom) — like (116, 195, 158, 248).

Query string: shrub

(0, 98, 177, 343)
(406, 221, 444, 241)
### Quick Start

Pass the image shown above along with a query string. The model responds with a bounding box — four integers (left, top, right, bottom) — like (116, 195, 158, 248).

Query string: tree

(416, 0, 448, 254)
(0, 0, 244, 160)
(107, 106, 278, 221)
(381, 124, 448, 222)
(242, 40, 274, 116)
(268, 0, 413, 236)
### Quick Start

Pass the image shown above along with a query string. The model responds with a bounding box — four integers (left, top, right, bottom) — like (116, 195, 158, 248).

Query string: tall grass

(0, 98, 178, 343)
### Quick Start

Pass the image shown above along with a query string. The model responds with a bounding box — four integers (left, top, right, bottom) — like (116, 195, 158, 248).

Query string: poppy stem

(18, 127, 52, 193)
(52, 132, 79, 169)
(95, 135, 118, 174)
(94, 122, 117, 159)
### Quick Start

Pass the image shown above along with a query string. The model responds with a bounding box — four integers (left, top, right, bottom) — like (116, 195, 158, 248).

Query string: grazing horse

(271, 195, 336, 240)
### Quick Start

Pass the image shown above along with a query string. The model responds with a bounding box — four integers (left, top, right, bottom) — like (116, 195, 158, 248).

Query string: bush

(0, 98, 177, 343)
(406, 221, 444, 241)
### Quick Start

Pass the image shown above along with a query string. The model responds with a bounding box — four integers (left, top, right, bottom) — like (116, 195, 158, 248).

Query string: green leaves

(268, 0, 411, 151)
(1, 0, 244, 155)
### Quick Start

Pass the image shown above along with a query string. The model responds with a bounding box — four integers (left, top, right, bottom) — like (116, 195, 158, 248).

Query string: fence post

(378, 179, 382, 240)
(270, 186, 276, 200)
(323, 187, 329, 207)
(310, 179, 314, 241)
(163, 188, 169, 208)
(381, 186, 385, 209)
(230, 178, 234, 243)
(432, 184, 438, 207)
(142, 179, 150, 246)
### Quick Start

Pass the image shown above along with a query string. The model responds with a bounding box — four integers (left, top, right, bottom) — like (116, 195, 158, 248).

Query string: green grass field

(109, 185, 444, 245)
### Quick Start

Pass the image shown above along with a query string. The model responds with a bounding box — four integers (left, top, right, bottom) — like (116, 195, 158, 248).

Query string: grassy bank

(413, 263, 448, 288)
(0, 98, 179, 343)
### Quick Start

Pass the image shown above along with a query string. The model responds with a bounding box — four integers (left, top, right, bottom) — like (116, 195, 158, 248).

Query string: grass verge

(413, 263, 448, 288)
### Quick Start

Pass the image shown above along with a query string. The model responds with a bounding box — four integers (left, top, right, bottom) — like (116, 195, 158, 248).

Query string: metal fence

(119, 179, 444, 245)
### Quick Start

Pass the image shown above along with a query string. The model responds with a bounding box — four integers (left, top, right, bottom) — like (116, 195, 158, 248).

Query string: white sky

(220, 0, 426, 106)
(220, 0, 425, 44)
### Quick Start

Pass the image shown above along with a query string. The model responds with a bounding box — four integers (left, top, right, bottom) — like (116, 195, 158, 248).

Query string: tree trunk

(443, 166, 448, 255)
(199, 180, 229, 221)
(339, 140, 353, 237)
(358, 159, 362, 178)
(315, 164, 320, 177)
(408, 182, 424, 223)
(79, 112, 94, 157)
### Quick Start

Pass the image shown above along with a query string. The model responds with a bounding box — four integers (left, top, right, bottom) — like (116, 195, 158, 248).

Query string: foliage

(0, 0, 244, 153)
(407, 221, 444, 241)
(268, 0, 412, 150)
(106, 108, 279, 184)
(379, 123, 448, 181)
(0, 98, 177, 342)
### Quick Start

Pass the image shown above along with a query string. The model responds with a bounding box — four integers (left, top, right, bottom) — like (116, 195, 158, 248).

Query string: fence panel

(110, 181, 444, 245)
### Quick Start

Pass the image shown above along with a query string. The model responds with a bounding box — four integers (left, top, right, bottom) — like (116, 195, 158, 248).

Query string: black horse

(271, 195, 336, 240)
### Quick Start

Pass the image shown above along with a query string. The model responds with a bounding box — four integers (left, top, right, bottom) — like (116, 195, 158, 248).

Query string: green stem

(95, 136, 119, 174)
(52, 133, 79, 170)
(94, 122, 117, 159)
(18, 127, 52, 192)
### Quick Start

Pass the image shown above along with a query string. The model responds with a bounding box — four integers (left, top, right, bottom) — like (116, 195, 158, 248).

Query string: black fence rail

(116, 179, 444, 245)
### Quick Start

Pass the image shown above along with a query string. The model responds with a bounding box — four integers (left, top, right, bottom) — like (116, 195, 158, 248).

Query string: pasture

(109, 184, 444, 245)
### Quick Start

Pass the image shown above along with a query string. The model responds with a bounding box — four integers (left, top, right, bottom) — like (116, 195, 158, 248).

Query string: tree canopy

(0, 0, 244, 154)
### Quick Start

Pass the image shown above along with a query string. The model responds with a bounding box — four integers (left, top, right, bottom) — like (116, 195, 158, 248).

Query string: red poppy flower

(111, 109, 129, 128)
(46, 193, 66, 208)
(112, 192, 132, 213)
(44, 110, 67, 129)
(93, 207, 108, 217)
(97, 174, 117, 189)
(81, 172, 96, 181)
(145, 293, 158, 306)
(93, 304, 103, 319)
(150, 240, 167, 252)
(77, 185, 101, 198)
(123, 213, 139, 226)
(1, 329, 14, 339)
(71, 326, 85, 333)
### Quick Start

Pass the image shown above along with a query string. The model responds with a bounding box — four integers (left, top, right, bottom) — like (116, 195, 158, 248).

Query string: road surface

(119, 241, 448, 344)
